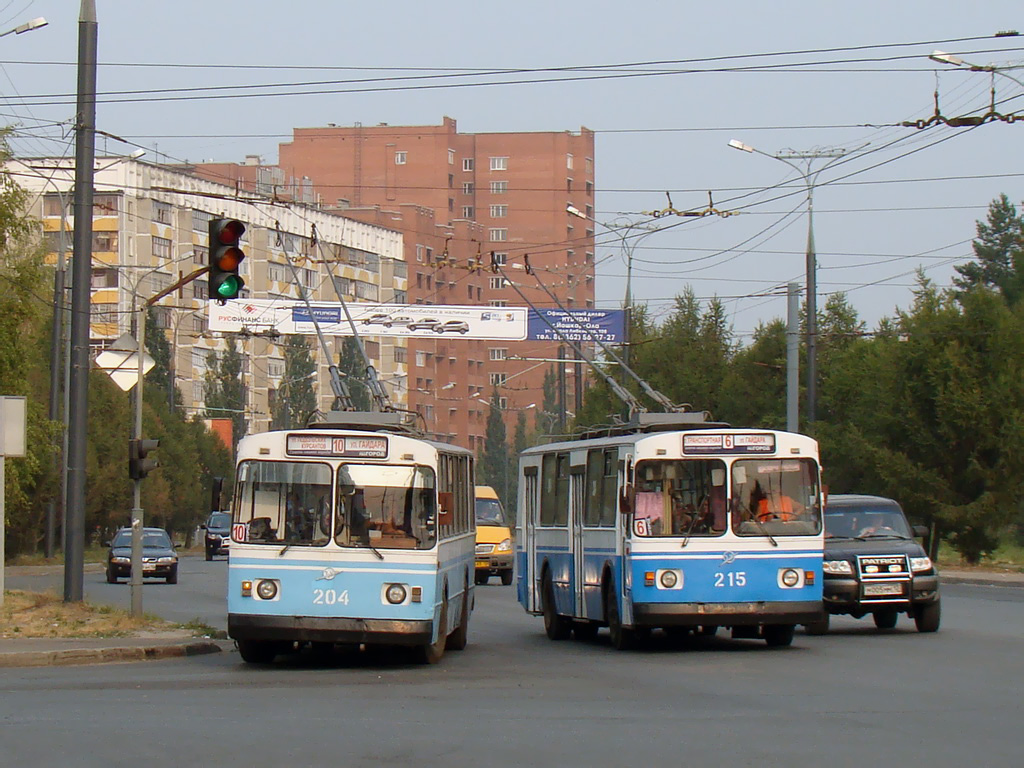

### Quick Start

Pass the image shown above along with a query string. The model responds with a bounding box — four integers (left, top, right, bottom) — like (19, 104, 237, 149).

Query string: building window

(448, 149, 455, 165)
(152, 236, 172, 260)
(489, 299, 508, 307)
(462, 182, 474, 195)
(499, 397, 508, 409)
(462, 206, 474, 219)
(395, 151, 407, 165)
(93, 194, 119, 215)
(585, 157, 593, 173)
(91, 303, 117, 325)
(567, 178, 572, 193)
(489, 372, 507, 386)
(489, 348, 507, 361)
(567, 153, 574, 169)
(462, 158, 474, 172)
(490, 180, 508, 194)
(267, 262, 288, 283)
(489, 276, 506, 290)
(586, 180, 593, 196)
(91, 268, 118, 288)
(489, 156, 508, 171)
(364, 340, 380, 360)
(415, 351, 428, 367)
(449, 197, 454, 212)
(586, 204, 593, 219)
(415, 244, 425, 262)
(489, 205, 507, 218)
(267, 357, 285, 379)
(153, 201, 173, 225)
(394, 346, 407, 364)
(192, 209, 214, 232)
(492, 252, 507, 266)
(489, 228, 507, 242)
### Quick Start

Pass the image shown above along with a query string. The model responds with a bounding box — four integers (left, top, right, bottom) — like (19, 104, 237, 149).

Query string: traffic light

(208, 218, 246, 301)
(128, 438, 160, 480)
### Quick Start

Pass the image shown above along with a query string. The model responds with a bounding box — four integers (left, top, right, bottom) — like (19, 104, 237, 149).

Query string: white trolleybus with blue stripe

(516, 411, 825, 649)
(226, 409, 476, 665)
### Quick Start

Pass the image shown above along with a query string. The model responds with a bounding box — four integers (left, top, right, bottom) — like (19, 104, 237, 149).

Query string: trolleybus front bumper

(632, 600, 824, 627)
(229, 613, 433, 646)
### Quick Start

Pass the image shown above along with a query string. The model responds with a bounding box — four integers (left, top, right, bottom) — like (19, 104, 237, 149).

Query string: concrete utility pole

(729, 139, 846, 429)
(64, 0, 98, 602)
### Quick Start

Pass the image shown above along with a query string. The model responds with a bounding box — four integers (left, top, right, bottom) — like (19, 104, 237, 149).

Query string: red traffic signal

(208, 218, 246, 301)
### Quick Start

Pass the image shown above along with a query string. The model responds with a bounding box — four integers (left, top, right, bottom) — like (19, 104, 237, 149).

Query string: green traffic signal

(208, 218, 246, 302)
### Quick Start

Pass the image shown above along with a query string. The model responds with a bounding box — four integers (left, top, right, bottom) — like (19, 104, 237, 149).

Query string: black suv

(807, 494, 940, 634)
(203, 511, 232, 561)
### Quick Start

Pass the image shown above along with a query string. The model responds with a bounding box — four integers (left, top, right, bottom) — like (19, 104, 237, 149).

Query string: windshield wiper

(679, 503, 703, 547)
(748, 515, 778, 547)
(361, 541, 385, 560)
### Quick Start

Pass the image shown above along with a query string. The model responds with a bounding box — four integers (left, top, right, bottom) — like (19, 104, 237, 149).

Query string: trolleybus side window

(333, 463, 438, 550)
(233, 460, 333, 546)
(632, 459, 727, 537)
(540, 452, 569, 527)
(731, 458, 821, 536)
(585, 448, 618, 528)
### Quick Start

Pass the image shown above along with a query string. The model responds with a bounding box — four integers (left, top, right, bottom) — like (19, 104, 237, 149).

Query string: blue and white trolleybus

(227, 412, 476, 664)
(517, 414, 824, 648)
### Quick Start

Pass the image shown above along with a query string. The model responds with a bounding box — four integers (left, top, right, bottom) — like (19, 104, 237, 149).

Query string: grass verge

(1, 590, 196, 639)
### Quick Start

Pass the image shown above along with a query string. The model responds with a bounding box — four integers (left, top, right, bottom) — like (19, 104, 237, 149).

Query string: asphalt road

(3, 558, 1023, 767)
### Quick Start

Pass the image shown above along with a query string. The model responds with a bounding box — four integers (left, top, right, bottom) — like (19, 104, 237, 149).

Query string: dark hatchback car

(808, 494, 940, 634)
(106, 527, 179, 584)
(203, 511, 232, 560)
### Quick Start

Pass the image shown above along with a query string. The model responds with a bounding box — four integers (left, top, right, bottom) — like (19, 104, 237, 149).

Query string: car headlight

(823, 560, 853, 575)
(111, 556, 129, 564)
(910, 556, 933, 573)
(255, 579, 279, 600)
(495, 538, 513, 553)
(158, 556, 176, 564)
(385, 583, 408, 604)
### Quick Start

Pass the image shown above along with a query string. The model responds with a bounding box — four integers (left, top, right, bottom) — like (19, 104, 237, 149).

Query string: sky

(2, 0, 1023, 342)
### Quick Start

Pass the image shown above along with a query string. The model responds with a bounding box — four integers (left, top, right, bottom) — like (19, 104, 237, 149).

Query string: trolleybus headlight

(823, 560, 853, 575)
(255, 579, 279, 600)
(780, 568, 801, 588)
(659, 570, 679, 589)
(385, 583, 408, 604)
(910, 556, 933, 573)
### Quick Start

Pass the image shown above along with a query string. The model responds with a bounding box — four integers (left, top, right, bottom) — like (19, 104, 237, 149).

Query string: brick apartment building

(194, 116, 596, 448)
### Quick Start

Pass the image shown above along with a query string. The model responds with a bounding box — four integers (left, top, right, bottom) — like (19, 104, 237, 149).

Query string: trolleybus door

(570, 465, 587, 617)
(522, 466, 540, 613)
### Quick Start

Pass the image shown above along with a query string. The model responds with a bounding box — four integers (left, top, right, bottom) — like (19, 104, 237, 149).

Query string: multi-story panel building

(270, 117, 596, 433)
(11, 156, 405, 439)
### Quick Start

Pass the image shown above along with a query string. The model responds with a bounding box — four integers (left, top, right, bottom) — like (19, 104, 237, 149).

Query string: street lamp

(0, 17, 47, 38)
(729, 138, 846, 428)
(930, 49, 1024, 89)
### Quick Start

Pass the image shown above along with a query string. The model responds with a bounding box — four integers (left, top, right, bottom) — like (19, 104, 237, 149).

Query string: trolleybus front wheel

(604, 583, 636, 651)
(446, 588, 470, 651)
(542, 570, 572, 641)
(763, 624, 795, 647)
(237, 639, 286, 664)
(416, 600, 448, 664)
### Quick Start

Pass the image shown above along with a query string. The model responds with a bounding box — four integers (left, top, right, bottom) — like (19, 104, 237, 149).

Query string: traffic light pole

(127, 267, 207, 617)
(130, 304, 146, 617)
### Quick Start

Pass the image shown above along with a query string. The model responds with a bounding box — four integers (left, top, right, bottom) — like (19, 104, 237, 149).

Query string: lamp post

(728, 139, 846, 428)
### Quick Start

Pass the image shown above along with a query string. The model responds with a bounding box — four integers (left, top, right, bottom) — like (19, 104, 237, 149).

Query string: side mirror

(105, 540, 112, 547)
(912, 524, 928, 538)
(619, 484, 635, 515)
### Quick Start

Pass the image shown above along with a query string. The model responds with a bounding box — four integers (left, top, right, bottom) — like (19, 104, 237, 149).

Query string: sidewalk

(938, 566, 1024, 586)
(0, 630, 229, 669)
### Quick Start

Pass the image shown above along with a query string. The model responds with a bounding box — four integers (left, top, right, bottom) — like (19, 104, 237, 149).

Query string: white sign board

(207, 299, 528, 341)
(95, 349, 156, 392)
(0, 395, 26, 457)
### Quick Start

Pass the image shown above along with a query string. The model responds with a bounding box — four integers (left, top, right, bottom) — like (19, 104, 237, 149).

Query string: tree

(480, 389, 512, 514)
(953, 194, 1024, 304)
(204, 336, 247, 447)
(337, 336, 371, 411)
(270, 335, 317, 429)
(144, 306, 179, 410)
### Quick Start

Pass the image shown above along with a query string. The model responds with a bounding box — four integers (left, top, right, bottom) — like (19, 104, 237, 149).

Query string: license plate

(864, 582, 903, 596)
(475, 561, 488, 569)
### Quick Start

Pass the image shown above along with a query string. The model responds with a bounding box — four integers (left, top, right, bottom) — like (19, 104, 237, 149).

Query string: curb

(0, 639, 226, 669)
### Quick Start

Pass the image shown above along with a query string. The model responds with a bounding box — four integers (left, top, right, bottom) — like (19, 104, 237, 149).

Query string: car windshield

(208, 512, 231, 528)
(825, 507, 913, 539)
(475, 498, 506, 526)
(112, 531, 171, 548)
